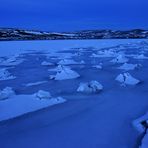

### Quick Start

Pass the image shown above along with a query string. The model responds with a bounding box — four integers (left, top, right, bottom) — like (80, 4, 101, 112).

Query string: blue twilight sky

(0, 0, 148, 31)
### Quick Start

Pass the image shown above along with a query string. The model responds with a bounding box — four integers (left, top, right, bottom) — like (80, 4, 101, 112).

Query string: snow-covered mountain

(0, 28, 148, 41)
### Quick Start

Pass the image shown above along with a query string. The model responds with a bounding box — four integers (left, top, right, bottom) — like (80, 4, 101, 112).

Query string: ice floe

(0, 93, 66, 122)
(115, 72, 140, 85)
(0, 68, 16, 80)
(77, 80, 103, 93)
(111, 55, 129, 63)
(0, 87, 15, 100)
(50, 66, 80, 80)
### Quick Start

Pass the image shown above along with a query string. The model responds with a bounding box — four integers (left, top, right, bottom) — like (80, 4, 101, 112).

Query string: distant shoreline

(0, 28, 148, 41)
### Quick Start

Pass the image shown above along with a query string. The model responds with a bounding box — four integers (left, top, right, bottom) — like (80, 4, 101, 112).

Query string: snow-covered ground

(0, 39, 148, 148)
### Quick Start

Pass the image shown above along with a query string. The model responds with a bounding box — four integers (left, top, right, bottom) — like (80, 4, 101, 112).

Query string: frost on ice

(50, 66, 80, 80)
(77, 80, 103, 93)
(0, 87, 15, 100)
(0, 68, 16, 80)
(115, 72, 140, 85)
(111, 55, 129, 63)
(118, 63, 141, 71)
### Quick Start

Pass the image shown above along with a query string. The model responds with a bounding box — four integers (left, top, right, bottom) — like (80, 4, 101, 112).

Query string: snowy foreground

(0, 39, 148, 148)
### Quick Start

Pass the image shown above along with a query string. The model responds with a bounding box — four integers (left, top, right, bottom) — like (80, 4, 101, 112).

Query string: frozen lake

(0, 39, 148, 148)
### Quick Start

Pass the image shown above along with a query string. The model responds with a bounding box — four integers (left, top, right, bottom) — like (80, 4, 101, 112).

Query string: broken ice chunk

(91, 50, 117, 58)
(134, 54, 148, 60)
(0, 68, 16, 81)
(111, 55, 129, 63)
(93, 63, 103, 69)
(115, 72, 140, 85)
(97, 50, 117, 57)
(35, 90, 51, 99)
(133, 112, 148, 133)
(48, 65, 70, 72)
(140, 131, 148, 148)
(0, 87, 15, 100)
(80, 60, 85, 64)
(41, 61, 54, 66)
(52, 97, 66, 103)
(77, 80, 103, 93)
(51, 66, 80, 80)
(118, 63, 141, 71)
(0, 56, 24, 66)
(58, 59, 78, 65)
